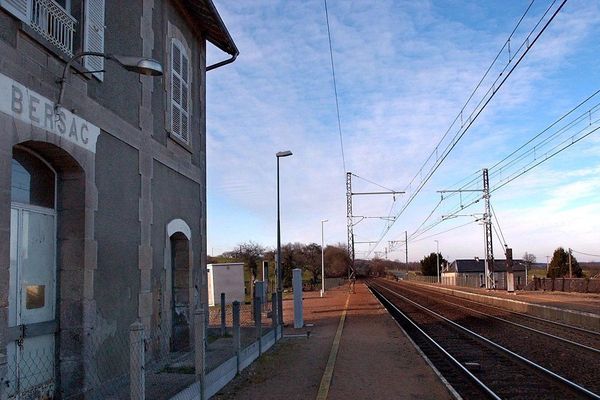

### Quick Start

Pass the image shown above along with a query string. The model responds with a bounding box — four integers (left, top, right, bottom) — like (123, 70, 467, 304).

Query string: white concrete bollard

(293, 268, 304, 328)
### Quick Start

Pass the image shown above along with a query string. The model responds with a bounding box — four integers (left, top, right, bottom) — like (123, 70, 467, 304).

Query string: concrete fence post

(194, 306, 206, 400)
(292, 268, 304, 329)
(0, 352, 7, 400)
(255, 296, 262, 355)
(271, 292, 278, 341)
(129, 321, 145, 400)
(232, 301, 240, 372)
(220, 292, 226, 336)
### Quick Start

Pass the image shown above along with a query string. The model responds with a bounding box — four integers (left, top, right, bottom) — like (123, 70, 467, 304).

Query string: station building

(442, 259, 527, 290)
(0, 0, 237, 397)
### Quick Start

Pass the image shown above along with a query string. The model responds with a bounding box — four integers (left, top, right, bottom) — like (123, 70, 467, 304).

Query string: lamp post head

(321, 219, 329, 223)
(110, 55, 163, 76)
(276, 150, 293, 158)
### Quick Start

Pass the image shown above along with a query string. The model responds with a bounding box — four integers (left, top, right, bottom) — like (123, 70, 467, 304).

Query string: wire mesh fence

(3, 294, 280, 400)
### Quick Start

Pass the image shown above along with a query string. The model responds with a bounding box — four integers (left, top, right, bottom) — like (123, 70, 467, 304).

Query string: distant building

(0, 0, 237, 397)
(442, 259, 527, 290)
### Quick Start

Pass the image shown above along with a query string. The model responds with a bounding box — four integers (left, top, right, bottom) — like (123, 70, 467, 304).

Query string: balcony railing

(30, 0, 76, 56)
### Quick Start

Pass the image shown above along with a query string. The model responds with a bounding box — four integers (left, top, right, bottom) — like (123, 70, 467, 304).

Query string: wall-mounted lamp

(56, 51, 163, 112)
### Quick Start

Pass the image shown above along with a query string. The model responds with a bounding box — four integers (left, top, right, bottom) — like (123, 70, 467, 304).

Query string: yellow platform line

(316, 293, 351, 400)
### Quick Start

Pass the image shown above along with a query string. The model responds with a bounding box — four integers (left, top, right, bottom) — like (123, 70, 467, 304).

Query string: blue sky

(206, 0, 600, 263)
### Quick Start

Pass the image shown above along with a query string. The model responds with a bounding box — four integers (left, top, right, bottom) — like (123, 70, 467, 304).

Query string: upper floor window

(170, 38, 191, 144)
(1, 0, 105, 80)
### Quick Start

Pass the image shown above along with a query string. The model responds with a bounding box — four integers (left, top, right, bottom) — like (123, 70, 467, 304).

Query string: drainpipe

(207, 50, 238, 71)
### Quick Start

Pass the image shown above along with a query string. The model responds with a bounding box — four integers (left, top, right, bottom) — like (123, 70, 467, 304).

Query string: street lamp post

(276, 150, 292, 326)
(320, 219, 328, 297)
(435, 240, 440, 284)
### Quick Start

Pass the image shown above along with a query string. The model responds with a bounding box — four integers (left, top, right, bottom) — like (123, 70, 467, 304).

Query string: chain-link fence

(2, 293, 281, 400)
(405, 274, 439, 284)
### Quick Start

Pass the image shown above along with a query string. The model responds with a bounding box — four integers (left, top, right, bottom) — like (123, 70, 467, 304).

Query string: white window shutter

(170, 40, 191, 144)
(0, 0, 32, 23)
(83, 0, 105, 81)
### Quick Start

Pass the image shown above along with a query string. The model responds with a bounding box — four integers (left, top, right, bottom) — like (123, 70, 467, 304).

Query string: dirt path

(213, 283, 452, 399)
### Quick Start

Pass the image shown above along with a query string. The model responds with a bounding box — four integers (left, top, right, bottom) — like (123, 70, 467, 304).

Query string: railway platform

(213, 283, 453, 399)
(402, 280, 600, 331)
(434, 281, 600, 314)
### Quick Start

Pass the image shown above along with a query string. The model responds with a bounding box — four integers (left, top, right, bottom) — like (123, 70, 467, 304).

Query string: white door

(7, 206, 56, 399)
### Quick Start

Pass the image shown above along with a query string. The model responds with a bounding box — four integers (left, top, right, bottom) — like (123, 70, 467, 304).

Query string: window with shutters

(1, 0, 77, 56)
(1, 0, 105, 79)
(83, 0, 105, 81)
(170, 38, 191, 144)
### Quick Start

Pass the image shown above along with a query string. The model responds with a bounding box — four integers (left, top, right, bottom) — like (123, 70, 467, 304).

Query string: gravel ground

(373, 279, 600, 398)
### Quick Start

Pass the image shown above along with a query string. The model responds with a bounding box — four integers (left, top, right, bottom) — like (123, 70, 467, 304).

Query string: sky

(205, 0, 600, 263)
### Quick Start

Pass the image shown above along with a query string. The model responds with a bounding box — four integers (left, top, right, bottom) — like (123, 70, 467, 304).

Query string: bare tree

(523, 252, 536, 268)
(300, 243, 322, 285)
(324, 244, 350, 278)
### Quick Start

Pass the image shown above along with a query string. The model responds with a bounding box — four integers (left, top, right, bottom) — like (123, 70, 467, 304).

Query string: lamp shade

(111, 55, 163, 76)
(276, 150, 293, 157)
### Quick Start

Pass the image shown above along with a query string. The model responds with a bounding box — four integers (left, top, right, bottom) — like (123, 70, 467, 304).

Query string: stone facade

(0, 0, 236, 397)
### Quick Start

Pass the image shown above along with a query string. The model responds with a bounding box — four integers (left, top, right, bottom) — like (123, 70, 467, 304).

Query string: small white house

(207, 263, 245, 306)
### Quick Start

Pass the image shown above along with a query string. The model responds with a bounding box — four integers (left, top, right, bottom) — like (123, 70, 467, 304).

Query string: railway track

(380, 279, 600, 351)
(367, 279, 600, 400)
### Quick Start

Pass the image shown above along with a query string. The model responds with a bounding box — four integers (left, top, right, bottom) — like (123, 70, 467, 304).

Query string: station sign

(0, 72, 100, 153)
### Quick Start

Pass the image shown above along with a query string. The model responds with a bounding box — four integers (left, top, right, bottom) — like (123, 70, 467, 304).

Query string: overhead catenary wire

(410, 196, 483, 241)
(490, 203, 507, 248)
(408, 87, 600, 246)
(366, 0, 568, 257)
(323, 0, 347, 174)
(404, 0, 537, 195)
(411, 220, 480, 243)
(351, 173, 400, 193)
(570, 249, 600, 258)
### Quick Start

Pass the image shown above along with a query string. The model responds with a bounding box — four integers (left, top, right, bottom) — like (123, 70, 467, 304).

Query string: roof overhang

(180, 0, 239, 58)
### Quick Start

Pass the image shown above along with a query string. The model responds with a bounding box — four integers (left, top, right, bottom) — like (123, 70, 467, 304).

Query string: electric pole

(346, 172, 355, 280)
(437, 168, 495, 289)
(483, 168, 495, 289)
(405, 230, 408, 266)
(346, 172, 404, 281)
(568, 248, 572, 278)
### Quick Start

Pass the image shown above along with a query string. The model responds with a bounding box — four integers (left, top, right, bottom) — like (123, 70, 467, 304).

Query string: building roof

(182, 0, 239, 57)
(448, 259, 526, 273)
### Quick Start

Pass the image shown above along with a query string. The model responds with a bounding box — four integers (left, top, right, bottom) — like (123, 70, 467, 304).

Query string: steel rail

(370, 281, 600, 400)
(400, 280, 600, 336)
(368, 284, 501, 400)
(382, 281, 600, 354)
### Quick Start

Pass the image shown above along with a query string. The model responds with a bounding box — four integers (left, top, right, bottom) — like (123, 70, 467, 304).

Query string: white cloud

(206, 0, 600, 261)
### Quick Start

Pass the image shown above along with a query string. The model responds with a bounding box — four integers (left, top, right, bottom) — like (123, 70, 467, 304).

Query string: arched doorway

(164, 219, 193, 353)
(170, 232, 190, 352)
(5, 142, 87, 399)
(7, 147, 57, 398)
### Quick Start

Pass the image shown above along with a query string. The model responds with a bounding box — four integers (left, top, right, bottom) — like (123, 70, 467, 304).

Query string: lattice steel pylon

(483, 168, 495, 289)
(346, 172, 356, 279)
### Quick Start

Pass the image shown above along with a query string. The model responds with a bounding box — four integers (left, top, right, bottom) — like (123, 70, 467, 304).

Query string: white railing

(30, 0, 76, 56)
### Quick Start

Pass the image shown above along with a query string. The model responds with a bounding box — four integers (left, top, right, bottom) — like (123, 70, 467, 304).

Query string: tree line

(209, 242, 589, 293)
(208, 241, 351, 290)
(416, 247, 585, 278)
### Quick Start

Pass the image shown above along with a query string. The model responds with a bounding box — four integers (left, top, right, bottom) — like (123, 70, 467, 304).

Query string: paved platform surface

(213, 283, 452, 399)
(423, 282, 600, 315)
